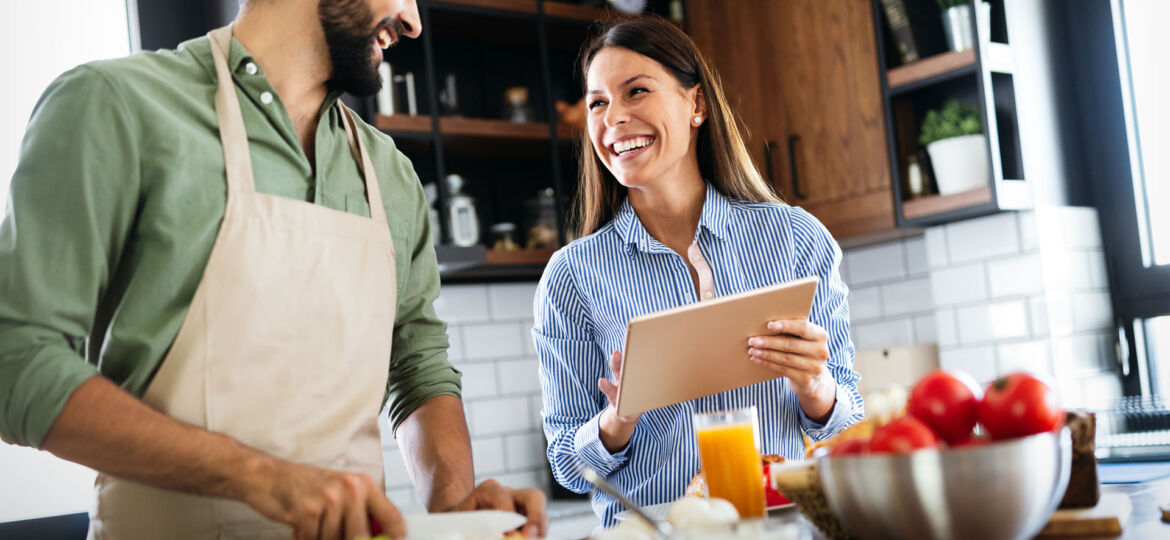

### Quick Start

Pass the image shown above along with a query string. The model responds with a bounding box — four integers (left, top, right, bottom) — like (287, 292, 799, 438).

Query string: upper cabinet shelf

(543, 1, 605, 21)
(376, 114, 581, 141)
(887, 43, 1012, 94)
(431, 0, 539, 15)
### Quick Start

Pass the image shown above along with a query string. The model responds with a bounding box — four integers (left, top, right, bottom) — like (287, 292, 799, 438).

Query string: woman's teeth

(376, 27, 392, 49)
(614, 137, 653, 155)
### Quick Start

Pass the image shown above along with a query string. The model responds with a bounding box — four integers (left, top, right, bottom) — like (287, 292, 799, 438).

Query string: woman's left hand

(747, 320, 835, 402)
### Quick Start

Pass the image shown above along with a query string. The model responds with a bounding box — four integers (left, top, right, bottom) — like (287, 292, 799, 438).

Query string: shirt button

(260, 91, 274, 105)
(245, 62, 258, 75)
(704, 291, 714, 299)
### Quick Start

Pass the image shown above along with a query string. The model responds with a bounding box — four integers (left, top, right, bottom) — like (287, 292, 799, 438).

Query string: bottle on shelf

(445, 174, 480, 248)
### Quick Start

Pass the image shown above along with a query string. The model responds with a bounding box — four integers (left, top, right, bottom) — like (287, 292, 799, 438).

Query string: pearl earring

(693, 116, 702, 124)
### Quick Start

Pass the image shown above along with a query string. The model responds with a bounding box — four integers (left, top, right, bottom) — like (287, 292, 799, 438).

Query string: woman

(533, 16, 863, 527)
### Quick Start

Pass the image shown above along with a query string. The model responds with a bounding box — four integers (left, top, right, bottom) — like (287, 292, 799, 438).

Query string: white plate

(613, 501, 795, 522)
(403, 510, 526, 538)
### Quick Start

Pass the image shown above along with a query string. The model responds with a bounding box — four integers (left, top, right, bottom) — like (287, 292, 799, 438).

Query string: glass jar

(490, 222, 519, 252)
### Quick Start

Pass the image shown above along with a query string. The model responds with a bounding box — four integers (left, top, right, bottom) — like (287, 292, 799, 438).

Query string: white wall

(0, 0, 131, 523)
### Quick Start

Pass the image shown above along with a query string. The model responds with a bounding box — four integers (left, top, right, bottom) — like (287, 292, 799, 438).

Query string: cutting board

(1035, 492, 1132, 537)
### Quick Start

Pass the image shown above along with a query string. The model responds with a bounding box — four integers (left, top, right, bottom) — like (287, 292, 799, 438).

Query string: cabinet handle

(788, 134, 806, 200)
(764, 140, 778, 186)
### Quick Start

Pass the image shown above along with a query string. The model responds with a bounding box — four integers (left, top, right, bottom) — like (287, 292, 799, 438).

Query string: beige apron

(91, 25, 397, 539)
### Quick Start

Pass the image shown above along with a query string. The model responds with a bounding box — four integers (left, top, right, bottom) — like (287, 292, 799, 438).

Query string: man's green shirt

(0, 36, 460, 447)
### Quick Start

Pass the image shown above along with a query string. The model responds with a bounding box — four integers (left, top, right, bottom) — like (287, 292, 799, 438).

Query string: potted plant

(919, 100, 988, 195)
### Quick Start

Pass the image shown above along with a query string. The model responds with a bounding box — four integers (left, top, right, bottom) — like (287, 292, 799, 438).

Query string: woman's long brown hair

(572, 15, 783, 238)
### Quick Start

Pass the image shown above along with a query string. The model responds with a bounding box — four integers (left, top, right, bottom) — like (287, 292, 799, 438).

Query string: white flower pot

(926, 134, 989, 195)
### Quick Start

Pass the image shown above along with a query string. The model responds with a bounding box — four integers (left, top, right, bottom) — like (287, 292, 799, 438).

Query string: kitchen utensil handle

(578, 464, 674, 538)
(787, 134, 806, 200)
(764, 139, 778, 186)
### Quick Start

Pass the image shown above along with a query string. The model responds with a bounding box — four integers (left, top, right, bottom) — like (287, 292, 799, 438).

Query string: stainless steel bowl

(818, 428, 1072, 540)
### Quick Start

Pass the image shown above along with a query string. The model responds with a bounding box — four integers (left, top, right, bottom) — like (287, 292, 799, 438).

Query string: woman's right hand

(597, 351, 642, 453)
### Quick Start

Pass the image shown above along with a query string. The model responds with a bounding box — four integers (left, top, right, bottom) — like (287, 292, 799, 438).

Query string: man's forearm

(41, 376, 272, 502)
(394, 394, 474, 512)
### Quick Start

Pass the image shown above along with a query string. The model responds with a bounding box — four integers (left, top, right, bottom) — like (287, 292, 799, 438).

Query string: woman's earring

(693, 116, 702, 125)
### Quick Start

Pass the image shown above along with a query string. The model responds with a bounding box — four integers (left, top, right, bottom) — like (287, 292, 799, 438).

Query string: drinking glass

(693, 406, 765, 519)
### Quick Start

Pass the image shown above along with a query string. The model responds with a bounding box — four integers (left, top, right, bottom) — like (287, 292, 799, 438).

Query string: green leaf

(919, 100, 983, 147)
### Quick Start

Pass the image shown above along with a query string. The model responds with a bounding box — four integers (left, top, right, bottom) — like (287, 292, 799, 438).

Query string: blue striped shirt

(532, 183, 863, 527)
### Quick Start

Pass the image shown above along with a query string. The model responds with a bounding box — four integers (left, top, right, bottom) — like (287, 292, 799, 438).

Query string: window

(1107, 0, 1170, 398)
(0, 0, 133, 212)
(0, 0, 133, 522)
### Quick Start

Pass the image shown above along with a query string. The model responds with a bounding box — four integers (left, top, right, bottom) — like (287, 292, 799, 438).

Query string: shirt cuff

(573, 410, 632, 476)
(799, 382, 855, 440)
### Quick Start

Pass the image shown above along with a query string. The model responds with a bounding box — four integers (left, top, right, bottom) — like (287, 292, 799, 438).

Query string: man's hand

(444, 479, 548, 538)
(242, 459, 404, 540)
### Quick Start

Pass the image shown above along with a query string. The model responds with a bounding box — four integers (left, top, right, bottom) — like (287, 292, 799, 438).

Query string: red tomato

(761, 462, 791, 506)
(906, 370, 982, 444)
(869, 415, 940, 454)
(979, 373, 1063, 440)
(830, 437, 870, 456)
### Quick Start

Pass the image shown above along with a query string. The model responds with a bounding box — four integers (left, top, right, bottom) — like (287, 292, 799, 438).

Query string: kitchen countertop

(1064, 478, 1170, 540)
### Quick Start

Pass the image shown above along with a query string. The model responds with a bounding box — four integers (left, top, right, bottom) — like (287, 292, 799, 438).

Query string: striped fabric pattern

(533, 183, 864, 527)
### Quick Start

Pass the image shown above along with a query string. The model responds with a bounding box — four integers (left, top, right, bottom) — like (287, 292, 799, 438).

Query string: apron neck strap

(207, 25, 256, 194)
(207, 25, 386, 223)
(338, 105, 387, 224)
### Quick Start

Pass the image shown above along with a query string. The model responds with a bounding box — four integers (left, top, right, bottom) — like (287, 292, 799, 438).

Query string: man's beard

(318, 0, 399, 96)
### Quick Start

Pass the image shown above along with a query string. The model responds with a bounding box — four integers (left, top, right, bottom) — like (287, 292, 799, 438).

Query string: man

(0, 0, 548, 538)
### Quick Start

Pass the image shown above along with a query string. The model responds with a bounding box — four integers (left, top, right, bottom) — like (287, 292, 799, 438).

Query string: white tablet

(615, 276, 820, 417)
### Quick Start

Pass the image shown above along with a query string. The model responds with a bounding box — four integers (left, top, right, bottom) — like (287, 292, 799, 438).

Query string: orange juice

(696, 421, 765, 518)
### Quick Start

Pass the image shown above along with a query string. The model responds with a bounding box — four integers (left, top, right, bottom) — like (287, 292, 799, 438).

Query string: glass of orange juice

(693, 406, 765, 519)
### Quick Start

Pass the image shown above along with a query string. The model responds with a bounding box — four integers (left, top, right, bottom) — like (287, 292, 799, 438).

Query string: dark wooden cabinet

(688, 0, 896, 240)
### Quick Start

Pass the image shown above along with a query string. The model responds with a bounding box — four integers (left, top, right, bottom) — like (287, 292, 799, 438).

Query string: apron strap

(207, 25, 257, 194)
(338, 106, 388, 225)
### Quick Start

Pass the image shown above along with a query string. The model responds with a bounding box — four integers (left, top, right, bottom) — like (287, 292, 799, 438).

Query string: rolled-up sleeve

(382, 151, 460, 432)
(534, 248, 629, 493)
(0, 66, 142, 448)
(788, 208, 864, 440)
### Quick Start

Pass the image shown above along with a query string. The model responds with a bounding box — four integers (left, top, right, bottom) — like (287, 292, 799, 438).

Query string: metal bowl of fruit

(809, 371, 1072, 540)
(819, 427, 1071, 540)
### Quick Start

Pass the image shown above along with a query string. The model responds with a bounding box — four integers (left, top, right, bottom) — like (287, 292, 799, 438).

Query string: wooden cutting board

(1035, 493, 1132, 537)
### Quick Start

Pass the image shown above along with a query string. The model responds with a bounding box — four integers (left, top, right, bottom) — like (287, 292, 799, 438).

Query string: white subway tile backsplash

(504, 433, 547, 471)
(881, 278, 934, 316)
(383, 448, 413, 490)
(447, 325, 466, 362)
(472, 436, 507, 475)
(1017, 211, 1040, 251)
(848, 286, 882, 321)
(925, 226, 949, 268)
(1072, 292, 1112, 332)
(1079, 373, 1123, 406)
(459, 362, 500, 400)
(852, 318, 915, 351)
(1054, 333, 1115, 374)
(470, 398, 535, 436)
(930, 263, 989, 306)
(946, 213, 1020, 264)
(940, 346, 998, 384)
(462, 323, 526, 360)
(1036, 207, 1102, 251)
(904, 236, 929, 275)
(914, 315, 937, 345)
(489, 283, 539, 320)
(1046, 293, 1075, 336)
(987, 253, 1044, 298)
(497, 358, 541, 395)
(482, 470, 547, 492)
(1029, 296, 1049, 336)
(956, 301, 1029, 344)
(1041, 250, 1106, 290)
(935, 309, 958, 347)
(1086, 250, 1108, 289)
(434, 285, 491, 323)
(845, 242, 907, 285)
(387, 488, 424, 514)
(996, 340, 1053, 377)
